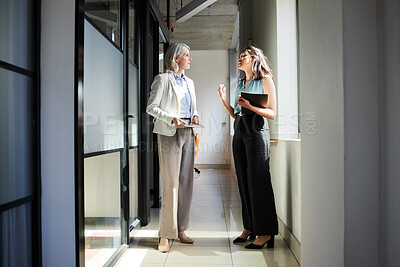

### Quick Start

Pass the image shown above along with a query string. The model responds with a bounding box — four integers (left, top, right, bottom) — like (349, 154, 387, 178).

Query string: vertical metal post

(151, 23, 160, 208)
(138, 0, 151, 226)
(74, 0, 85, 265)
(33, 0, 42, 265)
(167, 0, 170, 30)
(120, 0, 130, 245)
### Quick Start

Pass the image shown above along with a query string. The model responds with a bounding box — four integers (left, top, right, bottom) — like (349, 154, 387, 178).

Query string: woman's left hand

(238, 96, 251, 109)
(192, 116, 200, 125)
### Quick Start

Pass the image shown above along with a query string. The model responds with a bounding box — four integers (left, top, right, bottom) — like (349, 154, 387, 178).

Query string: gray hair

(164, 43, 190, 72)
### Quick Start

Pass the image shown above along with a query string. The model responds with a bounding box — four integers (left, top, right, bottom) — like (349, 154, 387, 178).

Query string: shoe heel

(266, 235, 275, 248)
(249, 233, 256, 240)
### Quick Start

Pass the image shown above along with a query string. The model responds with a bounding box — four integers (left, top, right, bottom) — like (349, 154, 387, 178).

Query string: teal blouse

(233, 78, 264, 114)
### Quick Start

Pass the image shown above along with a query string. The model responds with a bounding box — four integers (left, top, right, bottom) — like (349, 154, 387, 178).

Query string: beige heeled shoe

(178, 232, 194, 244)
(158, 238, 169, 253)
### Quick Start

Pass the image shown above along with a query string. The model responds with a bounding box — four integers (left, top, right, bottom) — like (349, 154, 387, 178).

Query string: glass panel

(83, 17, 123, 266)
(128, 0, 138, 225)
(128, 63, 139, 147)
(159, 37, 164, 73)
(0, 0, 34, 71)
(84, 19, 124, 154)
(84, 153, 121, 267)
(84, 0, 121, 47)
(129, 0, 137, 63)
(129, 148, 138, 224)
(0, 203, 32, 267)
(0, 68, 33, 205)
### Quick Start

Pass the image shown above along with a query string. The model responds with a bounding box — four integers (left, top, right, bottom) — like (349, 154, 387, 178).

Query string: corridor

(116, 168, 300, 267)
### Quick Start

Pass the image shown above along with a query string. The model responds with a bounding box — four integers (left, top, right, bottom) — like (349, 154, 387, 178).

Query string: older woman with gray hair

(146, 43, 200, 253)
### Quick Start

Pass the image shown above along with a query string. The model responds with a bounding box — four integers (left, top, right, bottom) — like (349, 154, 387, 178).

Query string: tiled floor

(116, 168, 300, 267)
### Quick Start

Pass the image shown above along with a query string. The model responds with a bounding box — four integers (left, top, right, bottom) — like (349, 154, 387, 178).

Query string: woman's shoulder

(152, 73, 172, 85)
(261, 75, 274, 85)
(237, 78, 245, 86)
(262, 74, 273, 80)
(157, 72, 170, 79)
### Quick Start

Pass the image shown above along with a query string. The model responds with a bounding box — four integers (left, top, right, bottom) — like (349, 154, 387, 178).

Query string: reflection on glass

(128, 64, 138, 225)
(83, 18, 122, 266)
(128, 0, 139, 229)
(0, 203, 32, 267)
(84, 154, 121, 267)
(159, 37, 165, 73)
(84, 0, 121, 47)
(129, 148, 139, 224)
(0, 0, 34, 70)
(0, 68, 33, 205)
(128, 64, 139, 147)
(84, 20, 124, 154)
(129, 0, 136, 63)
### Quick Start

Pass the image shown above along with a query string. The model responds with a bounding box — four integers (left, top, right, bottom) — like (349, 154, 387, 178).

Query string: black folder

(240, 92, 269, 115)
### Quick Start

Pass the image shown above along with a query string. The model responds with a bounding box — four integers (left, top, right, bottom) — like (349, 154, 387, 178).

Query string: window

(0, 0, 39, 266)
(276, 0, 299, 139)
(85, 0, 121, 47)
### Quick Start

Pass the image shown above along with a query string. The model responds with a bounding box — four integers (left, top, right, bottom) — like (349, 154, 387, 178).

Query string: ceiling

(156, 0, 238, 50)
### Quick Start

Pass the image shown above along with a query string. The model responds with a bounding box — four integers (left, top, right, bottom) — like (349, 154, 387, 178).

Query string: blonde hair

(242, 46, 273, 80)
(164, 43, 190, 72)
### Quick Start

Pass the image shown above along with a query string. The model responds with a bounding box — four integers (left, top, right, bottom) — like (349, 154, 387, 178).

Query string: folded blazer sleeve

(193, 101, 199, 118)
(146, 74, 174, 125)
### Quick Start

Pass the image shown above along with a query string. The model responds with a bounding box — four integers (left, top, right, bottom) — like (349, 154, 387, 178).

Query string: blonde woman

(146, 43, 200, 253)
(218, 46, 278, 249)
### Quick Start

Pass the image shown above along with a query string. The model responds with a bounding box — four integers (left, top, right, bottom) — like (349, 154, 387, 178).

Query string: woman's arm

(238, 76, 276, 120)
(218, 84, 237, 119)
(146, 75, 174, 124)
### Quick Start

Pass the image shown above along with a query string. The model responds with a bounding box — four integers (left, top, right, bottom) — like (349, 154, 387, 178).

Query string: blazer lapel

(168, 72, 182, 99)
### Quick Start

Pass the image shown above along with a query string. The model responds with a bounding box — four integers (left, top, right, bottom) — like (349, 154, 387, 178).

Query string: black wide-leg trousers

(233, 114, 278, 236)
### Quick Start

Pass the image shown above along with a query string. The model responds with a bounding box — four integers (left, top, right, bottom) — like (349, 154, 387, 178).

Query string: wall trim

(278, 217, 301, 264)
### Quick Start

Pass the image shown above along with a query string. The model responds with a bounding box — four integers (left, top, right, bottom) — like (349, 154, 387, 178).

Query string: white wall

(299, 0, 345, 266)
(229, 48, 239, 170)
(379, 0, 400, 265)
(298, 0, 400, 265)
(342, 0, 380, 265)
(41, 0, 76, 266)
(185, 50, 231, 165)
(270, 141, 301, 241)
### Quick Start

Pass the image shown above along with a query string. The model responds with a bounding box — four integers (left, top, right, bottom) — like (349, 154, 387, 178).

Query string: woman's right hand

(172, 117, 188, 128)
(218, 84, 227, 103)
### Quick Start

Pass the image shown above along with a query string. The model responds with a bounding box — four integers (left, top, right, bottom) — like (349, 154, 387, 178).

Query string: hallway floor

(116, 168, 300, 267)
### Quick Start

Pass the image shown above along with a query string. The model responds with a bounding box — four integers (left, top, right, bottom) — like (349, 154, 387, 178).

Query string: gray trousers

(157, 128, 195, 239)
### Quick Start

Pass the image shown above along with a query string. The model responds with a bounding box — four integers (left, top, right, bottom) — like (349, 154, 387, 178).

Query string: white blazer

(146, 72, 199, 136)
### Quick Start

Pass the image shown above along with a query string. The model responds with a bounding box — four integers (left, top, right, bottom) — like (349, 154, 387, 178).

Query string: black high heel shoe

(233, 233, 256, 243)
(245, 235, 275, 249)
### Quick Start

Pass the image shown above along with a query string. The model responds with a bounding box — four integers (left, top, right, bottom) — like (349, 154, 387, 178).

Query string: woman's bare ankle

(253, 235, 271, 245)
(240, 229, 252, 238)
